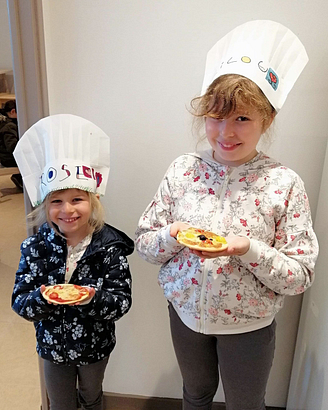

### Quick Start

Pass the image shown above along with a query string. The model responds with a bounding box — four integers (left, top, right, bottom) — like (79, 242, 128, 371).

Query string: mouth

(218, 141, 241, 151)
(59, 217, 80, 223)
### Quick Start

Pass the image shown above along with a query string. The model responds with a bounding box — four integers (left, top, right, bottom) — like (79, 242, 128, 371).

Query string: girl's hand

(191, 236, 250, 259)
(170, 221, 191, 238)
(71, 287, 96, 306)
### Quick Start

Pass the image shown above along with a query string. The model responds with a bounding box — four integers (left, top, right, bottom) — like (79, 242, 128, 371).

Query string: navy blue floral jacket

(12, 223, 133, 365)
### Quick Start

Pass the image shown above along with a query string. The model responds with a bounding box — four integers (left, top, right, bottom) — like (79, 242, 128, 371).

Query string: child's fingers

(191, 248, 230, 258)
(170, 222, 190, 238)
(196, 250, 229, 258)
(88, 287, 96, 298)
(70, 287, 96, 306)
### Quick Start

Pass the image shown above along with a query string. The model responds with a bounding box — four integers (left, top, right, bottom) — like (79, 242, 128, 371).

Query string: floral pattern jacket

(136, 150, 318, 334)
(12, 223, 134, 365)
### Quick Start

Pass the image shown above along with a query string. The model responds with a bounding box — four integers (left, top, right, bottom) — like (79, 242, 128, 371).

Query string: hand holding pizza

(173, 223, 250, 259)
(190, 235, 250, 259)
(41, 284, 96, 306)
(170, 221, 191, 238)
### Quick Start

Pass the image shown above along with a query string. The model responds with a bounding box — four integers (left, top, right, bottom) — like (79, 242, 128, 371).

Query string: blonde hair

(28, 189, 105, 237)
(191, 74, 276, 142)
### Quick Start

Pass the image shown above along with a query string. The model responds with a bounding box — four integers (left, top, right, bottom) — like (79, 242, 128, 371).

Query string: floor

(0, 175, 41, 409)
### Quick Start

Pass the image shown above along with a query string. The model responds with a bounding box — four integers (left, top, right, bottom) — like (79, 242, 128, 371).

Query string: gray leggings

(168, 304, 276, 410)
(43, 357, 109, 410)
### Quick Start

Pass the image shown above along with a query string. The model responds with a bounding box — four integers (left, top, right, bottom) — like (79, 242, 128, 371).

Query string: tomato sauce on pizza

(43, 284, 90, 304)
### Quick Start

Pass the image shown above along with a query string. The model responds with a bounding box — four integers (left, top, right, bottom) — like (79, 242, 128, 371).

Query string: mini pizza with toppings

(43, 284, 90, 304)
(177, 227, 228, 252)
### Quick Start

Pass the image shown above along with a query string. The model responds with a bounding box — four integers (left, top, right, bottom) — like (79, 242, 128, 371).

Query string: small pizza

(177, 227, 228, 252)
(43, 284, 90, 305)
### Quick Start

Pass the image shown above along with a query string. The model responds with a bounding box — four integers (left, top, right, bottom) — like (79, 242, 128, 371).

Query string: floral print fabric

(136, 150, 318, 334)
(12, 223, 134, 365)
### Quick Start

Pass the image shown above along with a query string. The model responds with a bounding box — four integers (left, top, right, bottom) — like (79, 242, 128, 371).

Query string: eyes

(236, 116, 250, 122)
(50, 197, 84, 204)
(206, 115, 251, 123)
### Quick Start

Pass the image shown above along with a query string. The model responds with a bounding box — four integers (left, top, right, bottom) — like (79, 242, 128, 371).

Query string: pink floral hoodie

(135, 150, 318, 334)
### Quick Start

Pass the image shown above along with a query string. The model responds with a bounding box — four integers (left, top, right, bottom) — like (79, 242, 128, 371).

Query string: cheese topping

(44, 284, 89, 304)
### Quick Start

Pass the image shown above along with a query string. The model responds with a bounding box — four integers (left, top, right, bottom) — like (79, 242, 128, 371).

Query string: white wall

(287, 139, 328, 410)
(41, 0, 328, 406)
(0, 0, 13, 70)
(0, 0, 14, 95)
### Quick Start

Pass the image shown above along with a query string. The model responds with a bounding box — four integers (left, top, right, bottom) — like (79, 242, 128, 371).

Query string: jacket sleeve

(3, 122, 19, 154)
(76, 245, 132, 321)
(12, 244, 60, 321)
(239, 175, 319, 295)
(135, 160, 185, 265)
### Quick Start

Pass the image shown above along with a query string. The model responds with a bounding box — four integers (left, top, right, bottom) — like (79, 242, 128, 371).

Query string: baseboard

(103, 392, 285, 410)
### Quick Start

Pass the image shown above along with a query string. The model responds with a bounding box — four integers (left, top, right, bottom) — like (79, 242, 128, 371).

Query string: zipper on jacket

(61, 306, 69, 364)
(199, 168, 233, 333)
(199, 258, 211, 333)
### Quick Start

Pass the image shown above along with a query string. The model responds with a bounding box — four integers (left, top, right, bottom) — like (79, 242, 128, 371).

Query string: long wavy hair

(190, 74, 276, 144)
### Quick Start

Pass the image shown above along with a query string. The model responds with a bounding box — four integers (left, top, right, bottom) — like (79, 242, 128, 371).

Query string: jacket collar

(39, 222, 134, 259)
(187, 149, 274, 172)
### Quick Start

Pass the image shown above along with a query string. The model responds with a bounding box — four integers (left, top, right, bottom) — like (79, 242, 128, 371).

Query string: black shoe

(11, 174, 23, 191)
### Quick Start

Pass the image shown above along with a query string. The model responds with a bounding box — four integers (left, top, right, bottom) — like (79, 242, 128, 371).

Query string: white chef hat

(13, 114, 110, 207)
(201, 20, 308, 111)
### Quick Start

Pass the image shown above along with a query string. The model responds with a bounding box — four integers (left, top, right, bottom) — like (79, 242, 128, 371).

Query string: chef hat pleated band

(13, 114, 110, 207)
(201, 20, 309, 111)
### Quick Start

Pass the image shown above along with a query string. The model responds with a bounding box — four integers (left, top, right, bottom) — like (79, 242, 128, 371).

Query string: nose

(218, 119, 234, 138)
(62, 201, 74, 213)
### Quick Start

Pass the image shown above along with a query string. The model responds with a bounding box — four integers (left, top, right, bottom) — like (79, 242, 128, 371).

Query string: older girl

(136, 21, 318, 410)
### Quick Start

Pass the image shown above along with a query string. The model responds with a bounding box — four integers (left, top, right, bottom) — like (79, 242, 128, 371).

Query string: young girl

(11, 114, 133, 410)
(135, 21, 318, 410)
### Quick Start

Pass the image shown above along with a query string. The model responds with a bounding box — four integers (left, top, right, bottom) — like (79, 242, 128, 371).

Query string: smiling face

(191, 74, 276, 165)
(205, 107, 271, 166)
(47, 189, 92, 246)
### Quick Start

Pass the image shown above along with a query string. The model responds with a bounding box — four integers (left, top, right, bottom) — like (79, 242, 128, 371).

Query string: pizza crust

(177, 227, 228, 253)
(43, 284, 90, 304)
